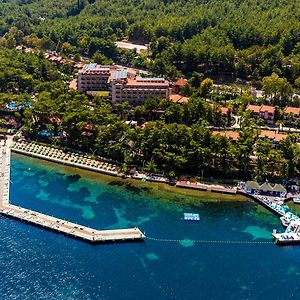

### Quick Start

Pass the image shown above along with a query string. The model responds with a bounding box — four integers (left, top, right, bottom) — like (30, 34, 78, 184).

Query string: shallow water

(2, 153, 300, 299)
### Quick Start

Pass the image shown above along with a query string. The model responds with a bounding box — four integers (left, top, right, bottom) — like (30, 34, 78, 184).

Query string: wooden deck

(0, 145, 144, 243)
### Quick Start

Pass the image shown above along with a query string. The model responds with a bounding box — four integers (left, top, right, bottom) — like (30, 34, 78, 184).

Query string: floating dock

(273, 220, 300, 245)
(0, 145, 144, 243)
(184, 213, 200, 221)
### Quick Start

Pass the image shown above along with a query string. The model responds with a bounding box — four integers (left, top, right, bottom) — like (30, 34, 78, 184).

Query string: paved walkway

(176, 179, 237, 195)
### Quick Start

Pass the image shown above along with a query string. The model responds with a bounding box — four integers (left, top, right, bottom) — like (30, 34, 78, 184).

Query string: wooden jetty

(0, 145, 144, 243)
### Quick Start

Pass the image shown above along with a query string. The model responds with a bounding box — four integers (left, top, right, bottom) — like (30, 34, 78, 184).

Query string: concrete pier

(0, 144, 144, 243)
(0, 204, 144, 242)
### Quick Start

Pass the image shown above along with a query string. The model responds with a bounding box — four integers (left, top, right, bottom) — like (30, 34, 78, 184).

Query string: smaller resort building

(246, 104, 300, 128)
(212, 130, 287, 146)
(244, 181, 287, 197)
(283, 107, 300, 128)
(212, 130, 239, 142)
(246, 104, 275, 125)
(169, 94, 189, 104)
(172, 77, 188, 94)
(109, 72, 170, 106)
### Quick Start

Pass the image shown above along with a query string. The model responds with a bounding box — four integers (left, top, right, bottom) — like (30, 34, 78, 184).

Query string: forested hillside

(0, 0, 299, 82)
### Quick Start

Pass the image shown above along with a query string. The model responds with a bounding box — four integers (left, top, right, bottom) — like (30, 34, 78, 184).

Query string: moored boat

(293, 197, 300, 204)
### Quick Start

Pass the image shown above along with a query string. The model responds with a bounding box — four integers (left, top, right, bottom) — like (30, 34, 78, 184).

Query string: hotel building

(77, 64, 112, 93)
(77, 64, 170, 105)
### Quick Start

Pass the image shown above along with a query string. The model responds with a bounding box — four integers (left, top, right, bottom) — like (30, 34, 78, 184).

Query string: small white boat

(293, 197, 300, 204)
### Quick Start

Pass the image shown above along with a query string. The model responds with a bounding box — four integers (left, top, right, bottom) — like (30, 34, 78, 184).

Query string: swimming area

(2, 153, 300, 299)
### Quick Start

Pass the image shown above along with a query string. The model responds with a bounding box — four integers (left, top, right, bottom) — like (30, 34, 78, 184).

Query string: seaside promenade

(11, 140, 172, 184)
(0, 140, 144, 243)
(8, 139, 300, 245)
(11, 140, 119, 176)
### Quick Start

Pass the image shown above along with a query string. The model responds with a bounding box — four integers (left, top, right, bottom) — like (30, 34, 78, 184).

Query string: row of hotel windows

(115, 90, 166, 95)
(79, 85, 167, 94)
(79, 77, 108, 80)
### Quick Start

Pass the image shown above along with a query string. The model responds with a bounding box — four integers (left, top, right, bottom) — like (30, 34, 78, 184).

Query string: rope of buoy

(145, 236, 273, 244)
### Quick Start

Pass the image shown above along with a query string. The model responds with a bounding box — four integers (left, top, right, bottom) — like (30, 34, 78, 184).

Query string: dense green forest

(0, 0, 299, 83)
(0, 2, 299, 182)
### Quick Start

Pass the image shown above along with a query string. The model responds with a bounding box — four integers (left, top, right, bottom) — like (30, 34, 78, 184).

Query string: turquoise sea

(2, 153, 300, 299)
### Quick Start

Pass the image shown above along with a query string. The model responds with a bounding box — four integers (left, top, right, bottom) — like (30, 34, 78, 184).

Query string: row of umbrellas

(12, 141, 118, 172)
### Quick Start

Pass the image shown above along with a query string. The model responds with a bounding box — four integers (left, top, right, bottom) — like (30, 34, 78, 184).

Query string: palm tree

(144, 159, 157, 174)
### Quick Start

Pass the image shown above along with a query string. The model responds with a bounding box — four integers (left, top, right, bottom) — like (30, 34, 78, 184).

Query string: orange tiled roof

(214, 130, 286, 142)
(126, 78, 169, 87)
(260, 105, 275, 114)
(246, 104, 275, 114)
(69, 79, 77, 90)
(212, 131, 239, 141)
(285, 107, 300, 116)
(169, 94, 189, 104)
(175, 77, 188, 87)
(274, 133, 286, 142)
(226, 131, 239, 141)
(246, 104, 261, 113)
(169, 94, 181, 102)
(259, 130, 276, 139)
(220, 107, 230, 115)
(212, 131, 226, 137)
(259, 130, 286, 141)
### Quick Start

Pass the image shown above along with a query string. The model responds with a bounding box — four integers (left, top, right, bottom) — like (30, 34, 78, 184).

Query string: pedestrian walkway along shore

(8, 139, 300, 245)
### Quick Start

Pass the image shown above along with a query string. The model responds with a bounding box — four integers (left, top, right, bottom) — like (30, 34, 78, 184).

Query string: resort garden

(0, 48, 299, 185)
